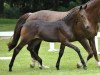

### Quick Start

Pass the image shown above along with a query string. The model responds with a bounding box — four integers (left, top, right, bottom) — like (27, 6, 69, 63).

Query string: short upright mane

(61, 7, 80, 23)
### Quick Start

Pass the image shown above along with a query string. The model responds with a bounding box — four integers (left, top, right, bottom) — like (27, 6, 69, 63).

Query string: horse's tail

(8, 13, 31, 51)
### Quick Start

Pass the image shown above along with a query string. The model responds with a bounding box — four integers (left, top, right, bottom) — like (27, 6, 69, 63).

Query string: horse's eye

(85, 25, 90, 29)
(81, 15, 84, 17)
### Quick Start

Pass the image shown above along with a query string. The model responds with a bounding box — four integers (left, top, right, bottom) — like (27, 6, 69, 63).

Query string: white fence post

(48, 43, 58, 52)
(95, 32, 100, 54)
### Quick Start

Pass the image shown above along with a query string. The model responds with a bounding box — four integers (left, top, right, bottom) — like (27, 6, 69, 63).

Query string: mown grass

(0, 19, 17, 31)
(0, 19, 100, 75)
(0, 38, 100, 75)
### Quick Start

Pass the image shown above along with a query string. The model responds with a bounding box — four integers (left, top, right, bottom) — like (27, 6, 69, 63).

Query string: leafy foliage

(0, 0, 89, 18)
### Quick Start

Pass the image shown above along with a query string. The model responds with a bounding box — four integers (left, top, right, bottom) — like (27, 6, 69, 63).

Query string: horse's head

(73, 5, 96, 37)
(63, 5, 88, 27)
(76, 5, 97, 37)
(84, 0, 100, 36)
(78, 5, 91, 29)
(73, 5, 91, 31)
(64, 5, 95, 37)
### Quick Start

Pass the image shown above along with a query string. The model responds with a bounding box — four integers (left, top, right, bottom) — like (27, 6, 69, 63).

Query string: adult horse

(8, 6, 90, 71)
(78, 0, 100, 67)
(8, 0, 100, 68)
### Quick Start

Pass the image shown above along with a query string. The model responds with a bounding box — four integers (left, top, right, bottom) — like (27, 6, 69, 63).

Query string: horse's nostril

(85, 26, 89, 29)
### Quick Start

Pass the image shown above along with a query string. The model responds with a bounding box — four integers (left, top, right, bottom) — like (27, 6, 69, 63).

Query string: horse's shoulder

(57, 21, 66, 25)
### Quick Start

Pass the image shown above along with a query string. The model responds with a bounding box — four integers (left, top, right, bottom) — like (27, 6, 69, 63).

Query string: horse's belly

(39, 32, 59, 42)
(43, 37, 59, 42)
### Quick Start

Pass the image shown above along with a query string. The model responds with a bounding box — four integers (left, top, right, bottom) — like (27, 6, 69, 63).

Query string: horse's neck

(61, 11, 77, 26)
(86, 0, 100, 21)
(61, 16, 76, 28)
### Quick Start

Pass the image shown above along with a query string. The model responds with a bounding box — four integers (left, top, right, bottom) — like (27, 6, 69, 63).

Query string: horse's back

(26, 10, 69, 22)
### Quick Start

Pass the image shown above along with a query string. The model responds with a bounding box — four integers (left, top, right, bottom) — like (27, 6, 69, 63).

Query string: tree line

(0, 0, 89, 18)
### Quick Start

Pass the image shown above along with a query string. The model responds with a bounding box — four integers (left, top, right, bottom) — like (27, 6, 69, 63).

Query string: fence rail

(0, 31, 13, 36)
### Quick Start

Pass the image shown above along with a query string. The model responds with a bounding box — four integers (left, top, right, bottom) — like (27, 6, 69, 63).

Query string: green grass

(0, 38, 100, 75)
(0, 19, 17, 31)
(0, 19, 100, 75)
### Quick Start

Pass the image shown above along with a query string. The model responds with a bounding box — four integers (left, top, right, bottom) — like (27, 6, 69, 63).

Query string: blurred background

(0, 0, 89, 19)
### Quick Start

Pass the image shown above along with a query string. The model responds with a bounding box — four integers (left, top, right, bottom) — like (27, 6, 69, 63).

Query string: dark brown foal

(8, 6, 90, 71)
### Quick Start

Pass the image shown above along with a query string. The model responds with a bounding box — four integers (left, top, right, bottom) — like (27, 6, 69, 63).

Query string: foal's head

(65, 5, 92, 36)
(76, 5, 98, 36)
(64, 5, 90, 29)
(76, 5, 91, 30)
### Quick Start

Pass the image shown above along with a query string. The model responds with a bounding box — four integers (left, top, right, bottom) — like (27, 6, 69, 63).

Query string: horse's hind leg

(27, 40, 43, 69)
(77, 39, 93, 68)
(27, 40, 42, 68)
(30, 49, 43, 69)
(31, 43, 41, 68)
(89, 38, 100, 66)
(56, 44, 65, 70)
(9, 40, 26, 72)
(64, 40, 87, 70)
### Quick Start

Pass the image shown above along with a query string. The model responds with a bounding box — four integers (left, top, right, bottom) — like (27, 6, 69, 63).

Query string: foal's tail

(8, 13, 31, 51)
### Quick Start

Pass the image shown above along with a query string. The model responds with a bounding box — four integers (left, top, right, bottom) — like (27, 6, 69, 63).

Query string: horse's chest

(59, 25, 75, 41)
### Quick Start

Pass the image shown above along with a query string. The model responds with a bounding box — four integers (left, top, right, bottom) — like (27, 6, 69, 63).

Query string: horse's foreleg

(9, 41, 25, 72)
(64, 40, 87, 70)
(89, 38, 100, 66)
(77, 39, 93, 68)
(56, 44, 65, 70)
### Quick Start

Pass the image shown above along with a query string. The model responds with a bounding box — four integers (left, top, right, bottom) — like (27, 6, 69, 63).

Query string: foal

(9, 6, 89, 71)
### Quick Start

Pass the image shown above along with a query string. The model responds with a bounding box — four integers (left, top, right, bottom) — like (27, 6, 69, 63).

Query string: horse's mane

(61, 7, 79, 24)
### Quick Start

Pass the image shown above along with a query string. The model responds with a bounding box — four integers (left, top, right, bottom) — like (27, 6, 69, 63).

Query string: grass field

(0, 19, 100, 75)
(0, 19, 17, 31)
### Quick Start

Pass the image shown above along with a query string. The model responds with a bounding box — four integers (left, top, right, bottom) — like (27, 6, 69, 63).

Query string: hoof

(30, 64, 35, 68)
(42, 65, 49, 69)
(96, 62, 100, 66)
(39, 67, 43, 69)
(77, 62, 82, 68)
(56, 68, 59, 70)
(9, 69, 12, 72)
(56, 66, 59, 70)
(83, 66, 87, 70)
(8, 49, 11, 52)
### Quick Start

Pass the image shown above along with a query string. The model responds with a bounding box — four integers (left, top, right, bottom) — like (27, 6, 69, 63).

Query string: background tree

(0, 0, 90, 18)
(0, 0, 5, 17)
(81, 0, 89, 4)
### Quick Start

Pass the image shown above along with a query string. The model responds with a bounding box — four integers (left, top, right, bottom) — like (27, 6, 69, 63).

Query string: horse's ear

(84, 4, 87, 9)
(79, 6, 83, 11)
